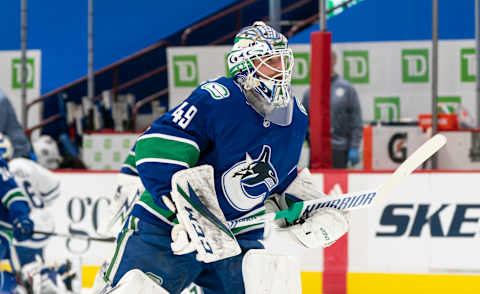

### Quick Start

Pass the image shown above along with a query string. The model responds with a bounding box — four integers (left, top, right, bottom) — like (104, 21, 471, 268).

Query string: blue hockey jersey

(131, 77, 308, 240)
(0, 158, 30, 227)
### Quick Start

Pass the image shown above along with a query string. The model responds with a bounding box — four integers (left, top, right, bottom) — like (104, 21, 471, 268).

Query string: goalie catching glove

(265, 169, 349, 248)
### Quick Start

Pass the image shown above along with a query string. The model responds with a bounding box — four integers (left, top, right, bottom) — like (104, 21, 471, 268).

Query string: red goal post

(309, 31, 332, 169)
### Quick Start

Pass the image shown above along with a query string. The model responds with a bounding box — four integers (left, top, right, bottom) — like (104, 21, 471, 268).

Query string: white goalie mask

(227, 21, 294, 108)
(33, 135, 62, 169)
(0, 133, 13, 160)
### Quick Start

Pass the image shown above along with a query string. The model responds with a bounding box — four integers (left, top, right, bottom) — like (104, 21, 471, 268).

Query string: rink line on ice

(78, 269, 480, 292)
(301, 272, 323, 293)
(2, 262, 327, 291)
(4, 262, 480, 292)
(1, 262, 99, 288)
(348, 273, 480, 294)
(78, 266, 325, 290)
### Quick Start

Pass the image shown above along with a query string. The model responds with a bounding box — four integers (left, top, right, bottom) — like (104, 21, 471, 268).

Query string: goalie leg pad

(106, 269, 169, 294)
(242, 249, 301, 294)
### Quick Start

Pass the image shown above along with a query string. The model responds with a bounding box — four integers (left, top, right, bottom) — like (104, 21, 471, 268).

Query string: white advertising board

(167, 40, 478, 123)
(42, 170, 480, 292)
(43, 172, 117, 265)
(348, 172, 480, 273)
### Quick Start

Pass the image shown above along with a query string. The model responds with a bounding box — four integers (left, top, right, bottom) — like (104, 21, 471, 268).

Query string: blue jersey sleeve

(134, 86, 214, 210)
(0, 159, 30, 221)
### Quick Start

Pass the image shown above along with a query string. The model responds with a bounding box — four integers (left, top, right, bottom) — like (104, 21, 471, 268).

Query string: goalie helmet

(0, 133, 13, 160)
(33, 135, 62, 169)
(227, 21, 294, 108)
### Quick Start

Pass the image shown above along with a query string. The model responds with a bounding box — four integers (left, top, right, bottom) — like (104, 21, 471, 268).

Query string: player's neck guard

(245, 89, 293, 126)
(265, 98, 293, 126)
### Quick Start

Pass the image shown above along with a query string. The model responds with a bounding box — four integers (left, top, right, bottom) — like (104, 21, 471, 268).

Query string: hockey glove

(288, 208, 349, 248)
(348, 148, 360, 166)
(161, 195, 196, 255)
(12, 215, 34, 242)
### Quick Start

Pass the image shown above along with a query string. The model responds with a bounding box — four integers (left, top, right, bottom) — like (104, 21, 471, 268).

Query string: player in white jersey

(0, 133, 80, 293)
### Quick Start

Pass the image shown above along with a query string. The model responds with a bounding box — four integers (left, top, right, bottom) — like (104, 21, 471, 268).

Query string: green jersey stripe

(137, 191, 178, 225)
(105, 225, 134, 282)
(123, 153, 136, 169)
(138, 134, 199, 151)
(135, 136, 200, 168)
(2, 189, 26, 209)
(0, 230, 13, 241)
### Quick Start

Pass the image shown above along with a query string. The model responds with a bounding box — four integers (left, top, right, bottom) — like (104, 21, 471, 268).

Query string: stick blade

(375, 134, 447, 203)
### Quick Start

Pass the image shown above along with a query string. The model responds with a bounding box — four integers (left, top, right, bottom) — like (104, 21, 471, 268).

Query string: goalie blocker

(170, 165, 242, 263)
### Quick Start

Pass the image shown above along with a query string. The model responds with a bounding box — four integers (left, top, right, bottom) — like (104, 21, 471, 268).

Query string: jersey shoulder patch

(200, 82, 230, 100)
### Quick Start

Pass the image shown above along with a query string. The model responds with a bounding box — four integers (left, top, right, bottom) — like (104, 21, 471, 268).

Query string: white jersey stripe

(136, 158, 189, 168)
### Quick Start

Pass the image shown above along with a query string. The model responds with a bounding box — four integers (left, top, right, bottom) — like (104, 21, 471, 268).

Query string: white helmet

(227, 21, 294, 108)
(0, 133, 13, 160)
(33, 135, 62, 169)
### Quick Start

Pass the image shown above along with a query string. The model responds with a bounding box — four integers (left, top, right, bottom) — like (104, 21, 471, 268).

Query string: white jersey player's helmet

(33, 135, 62, 169)
(227, 21, 294, 108)
(0, 133, 13, 160)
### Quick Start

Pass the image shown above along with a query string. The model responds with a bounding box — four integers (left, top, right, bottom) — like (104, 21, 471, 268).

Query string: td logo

(402, 49, 429, 83)
(460, 48, 475, 82)
(343, 50, 369, 83)
(374, 97, 400, 121)
(438, 96, 461, 113)
(11, 58, 35, 89)
(292, 52, 310, 85)
(173, 55, 198, 87)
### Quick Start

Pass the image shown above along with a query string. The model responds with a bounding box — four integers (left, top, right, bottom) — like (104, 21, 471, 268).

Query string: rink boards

(24, 170, 480, 293)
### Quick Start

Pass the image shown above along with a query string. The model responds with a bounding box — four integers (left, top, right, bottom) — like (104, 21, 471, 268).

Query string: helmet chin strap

(245, 89, 294, 126)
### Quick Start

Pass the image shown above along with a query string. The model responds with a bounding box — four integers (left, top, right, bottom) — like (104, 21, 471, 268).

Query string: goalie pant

(103, 215, 263, 294)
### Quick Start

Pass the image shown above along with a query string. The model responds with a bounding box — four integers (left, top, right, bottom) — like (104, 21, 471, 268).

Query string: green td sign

(438, 96, 461, 113)
(374, 97, 400, 121)
(173, 55, 198, 87)
(292, 52, 310, 85)
(11, 58, 35, 89)
(460, 48, 475, 82)
(402, 49, 429, 83)
(343, 50, 369, 84)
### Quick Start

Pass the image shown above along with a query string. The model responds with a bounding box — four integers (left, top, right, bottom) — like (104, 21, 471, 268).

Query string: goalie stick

(0, 224, 115, 242)
(227, 134, 447, 229)
(32, 229, 116, 243)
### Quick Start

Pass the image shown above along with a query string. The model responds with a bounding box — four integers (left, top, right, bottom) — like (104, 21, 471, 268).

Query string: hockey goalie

(93, 21, 349, 294)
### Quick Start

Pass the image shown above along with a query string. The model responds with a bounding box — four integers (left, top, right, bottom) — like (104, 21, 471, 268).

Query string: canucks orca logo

(222, 145, 279, 211)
